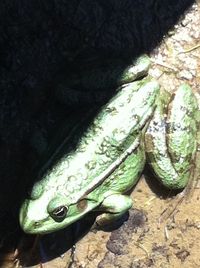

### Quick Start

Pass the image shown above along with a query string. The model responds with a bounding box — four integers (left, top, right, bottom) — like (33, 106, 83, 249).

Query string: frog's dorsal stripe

(76, 135, 141, 202)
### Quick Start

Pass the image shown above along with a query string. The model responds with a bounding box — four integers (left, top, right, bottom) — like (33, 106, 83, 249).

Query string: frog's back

(32, 78, 158, 204)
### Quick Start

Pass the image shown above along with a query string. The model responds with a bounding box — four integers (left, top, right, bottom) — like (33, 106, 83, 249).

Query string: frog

(19, 55, 199, 234)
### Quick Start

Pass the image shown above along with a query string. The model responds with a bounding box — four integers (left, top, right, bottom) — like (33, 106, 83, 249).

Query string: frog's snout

(19, 199, 52, 234)
(19, 200, 37, 234)
(19, 200, 29, 232)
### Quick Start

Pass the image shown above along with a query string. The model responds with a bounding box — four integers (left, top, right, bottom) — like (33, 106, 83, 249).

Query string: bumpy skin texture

(20, 75, 159, 234)
(19, 58, 198, 235)
(145, 85, 198, 189)
(167, 85, 198, 175)
(145, 84, 198, 189)
(0, 0, 195, 242)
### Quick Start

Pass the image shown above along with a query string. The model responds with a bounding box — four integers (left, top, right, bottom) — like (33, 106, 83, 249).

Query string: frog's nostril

(34, 221, 40, 227)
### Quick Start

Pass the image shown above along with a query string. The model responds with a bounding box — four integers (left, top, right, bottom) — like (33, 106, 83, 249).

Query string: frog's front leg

(95, 194, 133, 226)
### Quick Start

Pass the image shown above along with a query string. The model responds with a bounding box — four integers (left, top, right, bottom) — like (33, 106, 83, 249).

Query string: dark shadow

(19, 211, 130, 265)
(0, 0, 195, 265)
(18, 217, 95, 266)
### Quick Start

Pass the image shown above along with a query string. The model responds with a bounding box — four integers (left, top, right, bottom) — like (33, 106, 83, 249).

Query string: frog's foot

(95, 194, 133, 226)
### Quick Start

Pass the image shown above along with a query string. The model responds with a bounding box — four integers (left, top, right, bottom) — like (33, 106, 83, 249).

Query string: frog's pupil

(52, 206, 68, 219)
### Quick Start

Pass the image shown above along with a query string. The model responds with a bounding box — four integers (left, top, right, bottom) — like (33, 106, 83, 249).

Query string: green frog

(19, 55, 199, 234)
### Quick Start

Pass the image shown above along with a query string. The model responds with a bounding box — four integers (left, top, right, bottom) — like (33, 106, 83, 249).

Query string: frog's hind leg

(145, 85, 198, 189)
(95, 194, 133, 226)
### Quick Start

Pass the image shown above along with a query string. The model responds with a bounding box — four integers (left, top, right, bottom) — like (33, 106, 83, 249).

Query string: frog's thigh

(96, 194, 133, 226)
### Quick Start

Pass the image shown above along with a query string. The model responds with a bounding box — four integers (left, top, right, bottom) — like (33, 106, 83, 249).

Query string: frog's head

(19, 181, 98, 234)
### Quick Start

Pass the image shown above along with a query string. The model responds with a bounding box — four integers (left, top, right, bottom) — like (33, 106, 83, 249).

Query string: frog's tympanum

(19, 56, 199, 234)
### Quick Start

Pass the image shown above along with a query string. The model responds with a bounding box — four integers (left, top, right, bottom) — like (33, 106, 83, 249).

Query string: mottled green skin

(145, 85, 198, 189)
(20, 75, 159, 234)
(19, 56, 198, 235)
(167, 84, 198, 175)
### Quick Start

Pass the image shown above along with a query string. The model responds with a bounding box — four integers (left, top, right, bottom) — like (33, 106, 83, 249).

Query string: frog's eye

(51, 206, 68, 222)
